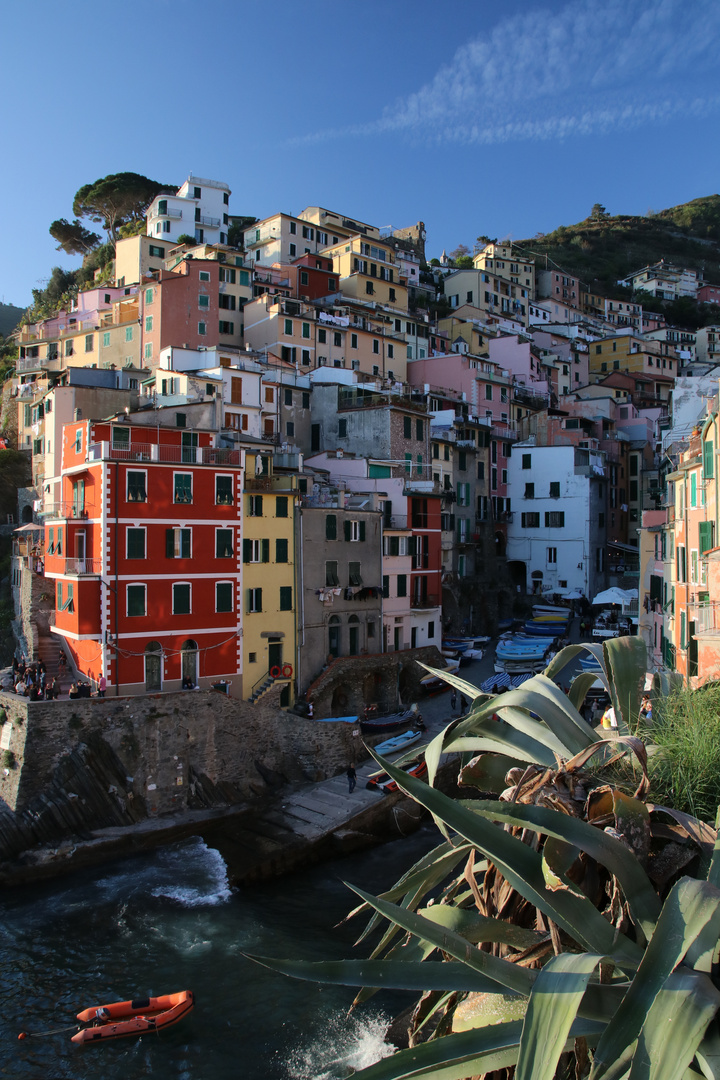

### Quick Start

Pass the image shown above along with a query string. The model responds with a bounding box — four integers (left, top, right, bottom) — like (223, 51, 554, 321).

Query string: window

(248, 494, 263, 516)
(289, 221, 297, 235)
(216, 582, 233, 613)
(545, 511, 565, 527)
(338, 418, 347, 438)
(112, 425, 130, 450)
(521, 512, 540, 527)
(216, 475, 233, 505)
(325, 561, 338, 587)
(334, 331, 342, 347)
(127, 473, 146, 508)
(318, 328, 326, 344)
(275, 496, 288, 518)
(345, 520, 366, 541)
(366, 281, 374, 295)
(289, 243, 296, 257)
(302, 322, 310, 339)
(173, 583, 191, 614)
(219, 321, 234, 335)
(125, 326, 133, 342)
(382, 575, 389, 599)
(166, 527, 191, 558)
(174, 473, 192, 503)
(387, 343, 394, 359)
(522, 453, 531, 469)
(280, 586, 292, 611)
(243, 539, 269, 563)
(547, 547, 557, 564)
(349, 561, 362, 586)
(149, 244, 165, 258)
(216, 528, 234, 557)
(127, 527, 146, 559)
(525, 483, 534, 499)
(198, 321, 206, 336)
(198, 294, 210, 310)
(397, 574, 407, 597)
(351, 333, 358, 349)
(404, 416, 412, 438)
(549, 482, 560, 498)
(84, 334, 93, 353)
(302, 392, 310, 409)
(145, 315, 153, 332)
(477, 461, 485, 480)
(103, 331, 111, 347)
(127, 584, 145, 617)
(416, 419, 424, 441)
(276, 538, 288, 562)
(326, 514, 337, 540)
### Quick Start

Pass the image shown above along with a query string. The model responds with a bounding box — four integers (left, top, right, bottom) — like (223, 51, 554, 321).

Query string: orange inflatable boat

(71, 990, 194, 1045)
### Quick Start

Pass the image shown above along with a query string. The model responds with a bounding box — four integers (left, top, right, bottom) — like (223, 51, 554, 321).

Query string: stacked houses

(11, 175, 720, 700)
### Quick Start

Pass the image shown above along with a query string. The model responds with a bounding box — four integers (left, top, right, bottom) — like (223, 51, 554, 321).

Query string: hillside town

(8, 173, 720, 708)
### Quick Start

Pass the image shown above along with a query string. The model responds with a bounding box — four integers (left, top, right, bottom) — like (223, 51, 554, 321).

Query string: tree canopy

(72, 173, 174, 242)
(49, 218, 101, 255)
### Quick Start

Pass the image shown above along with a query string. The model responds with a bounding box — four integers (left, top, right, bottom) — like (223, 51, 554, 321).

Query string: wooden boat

(419, 657, 460, 692)
(366, 757, 428, 792)
(72, 990, 194, 1045)
(372, 729, 422, 756)
(360, 706, 422, 734)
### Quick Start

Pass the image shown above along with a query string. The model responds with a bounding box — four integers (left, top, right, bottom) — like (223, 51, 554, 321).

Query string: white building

(146, 175, 231, 247)
(506, 442, 607, 599)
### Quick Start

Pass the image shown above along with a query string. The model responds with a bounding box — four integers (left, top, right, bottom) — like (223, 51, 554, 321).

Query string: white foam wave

(286, 1011, 395, 1079)
(150, 841, 232, 907)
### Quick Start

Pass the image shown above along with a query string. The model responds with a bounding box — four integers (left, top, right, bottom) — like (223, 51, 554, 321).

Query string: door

(268, 641, 283, 673)
(411, 627, 417, 649)
(181, 639, 198, 685)
(145, 643, 162, 692)
(348, 619, 359, 656)
(181, 432, 198, 463)
(75, 530, 86, 573)
(394, 627, 401, 651)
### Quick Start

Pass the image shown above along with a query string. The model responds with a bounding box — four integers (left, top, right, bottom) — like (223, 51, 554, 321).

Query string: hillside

(515, 195, 720, 299)
(0, 303, 24, 338)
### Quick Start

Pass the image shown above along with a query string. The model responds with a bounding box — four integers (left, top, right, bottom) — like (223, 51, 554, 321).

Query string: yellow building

(473, 241, 536, 297)
(589, 333, 679, 380)
(322, 236, 408, 312)
(242, 455, 297, 705)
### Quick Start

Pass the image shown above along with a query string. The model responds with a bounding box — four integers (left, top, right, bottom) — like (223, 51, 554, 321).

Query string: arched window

(145, 641, 162, 692)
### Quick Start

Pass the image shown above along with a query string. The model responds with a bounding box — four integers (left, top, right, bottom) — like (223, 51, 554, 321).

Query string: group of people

(9, 657, 59, 700)
(69, 675, 106, 699)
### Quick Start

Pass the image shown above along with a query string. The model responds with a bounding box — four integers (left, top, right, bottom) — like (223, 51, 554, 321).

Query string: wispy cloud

(293, 0, 720, 147)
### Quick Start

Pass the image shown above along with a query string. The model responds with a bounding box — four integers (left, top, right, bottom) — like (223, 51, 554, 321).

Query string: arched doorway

(145, 641, 162, 692)
(181, 639, 198, 686)
(21, 505, 33, 524)
(348, 615, 360, 656)
(495, 531, 506, 557)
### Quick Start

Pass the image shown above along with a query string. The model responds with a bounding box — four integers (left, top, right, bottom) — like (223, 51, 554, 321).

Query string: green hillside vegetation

(515, 195, 720, 329)
(0, 303, 24, 338)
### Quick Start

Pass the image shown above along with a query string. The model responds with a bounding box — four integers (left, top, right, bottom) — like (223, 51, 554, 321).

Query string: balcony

(196, 214, 220, 228)
(39, 503, 90, 520)
(689, 601, 720, 635)
(150, 207, 183, 220)
(410, 593, 439, 609)
(60, 557, 103, 576)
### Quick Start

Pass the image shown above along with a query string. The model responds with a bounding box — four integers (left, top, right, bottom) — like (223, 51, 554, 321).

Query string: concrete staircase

(250, 677, 275, 703)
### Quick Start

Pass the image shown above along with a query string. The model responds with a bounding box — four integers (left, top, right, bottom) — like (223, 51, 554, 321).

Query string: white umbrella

(592, 587, 637, 610)
(562, 589, 584, 600)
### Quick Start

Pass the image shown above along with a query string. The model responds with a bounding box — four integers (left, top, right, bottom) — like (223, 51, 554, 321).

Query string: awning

(14, 523, 42, 533)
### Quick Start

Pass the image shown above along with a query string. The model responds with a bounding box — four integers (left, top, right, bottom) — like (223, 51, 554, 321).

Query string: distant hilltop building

(618, 260, 700, 300)
(146, 175, 232, 247)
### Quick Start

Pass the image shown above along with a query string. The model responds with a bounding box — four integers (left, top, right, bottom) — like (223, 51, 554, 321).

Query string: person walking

(450, 689, 457, 712)
(346, 764, 357, 793)
(97, 674, 107, 698)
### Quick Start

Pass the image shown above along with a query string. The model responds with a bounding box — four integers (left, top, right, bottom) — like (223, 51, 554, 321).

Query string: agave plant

(250, 639, 720, 1080)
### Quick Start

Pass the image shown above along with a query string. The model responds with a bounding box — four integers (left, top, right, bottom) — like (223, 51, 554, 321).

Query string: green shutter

(344, 520, 351, 541)
(276, 538, 288, 562)
(243, 539, 252, 562)
(699, 521, 714, 554)
(326, 514, 336, 540)
(704, 439, 714, 479)
(216, 582, 232, 612)
(280, 586, 292, 611)
(181, 530, 191, 558)
(166, 529, 174, 558)
(691, 473, 697, 507)
(262, 538, 270, 563)
(359, 521, 366, 541)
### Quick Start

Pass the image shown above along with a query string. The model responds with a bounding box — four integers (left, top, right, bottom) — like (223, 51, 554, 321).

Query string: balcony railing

(196, 214, 220, 228)
(150, 207, 183, 220)
(689, 601, 720, 635)
(60, 557, 103, 575)
(87, 442, 242, 466)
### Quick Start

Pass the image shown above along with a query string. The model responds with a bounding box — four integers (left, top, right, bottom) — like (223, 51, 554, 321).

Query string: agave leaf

(459, 752, 520, 793)
(417, 904, 547, 949)
(695, 1025, 720, 1080)
(443, 727, 559, 767)
(705, 811, 720, 889)
(345, 882, 537, 997)
(516, 952, 604, 1080)
(590, 877, 720, 1080)
(368, 752, 643, 968)
(629, 968, 720, 1080)
(646, 805, 716, 852)
(459, 799, 661, 939)
(542, 835, 585, 899)
(416, 662, 484, 702)
(245, 954, 511, 994)
(651, 668, 683, 700)
(544, 643, 607, 682)
(342, 1018, 605, 1080)
(603, 636, 647, 731)
(568, 670, 610, 712)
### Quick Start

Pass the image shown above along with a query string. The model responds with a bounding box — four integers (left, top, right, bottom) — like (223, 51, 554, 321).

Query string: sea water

(2, 828, 435, 1079)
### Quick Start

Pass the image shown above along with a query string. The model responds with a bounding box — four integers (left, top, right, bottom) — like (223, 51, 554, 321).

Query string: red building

(407, 491, 443, 643)
(140, 259, 242, 364)
(44, 416, 245, 696)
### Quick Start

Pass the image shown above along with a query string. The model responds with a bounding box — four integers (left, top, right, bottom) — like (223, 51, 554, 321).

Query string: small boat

(371, 729, 423, 756)
(366, 757, 428, 792)
(360, 706, 422, 734)
(72, 991, 194, 1045)
(419, 657, 460, 693)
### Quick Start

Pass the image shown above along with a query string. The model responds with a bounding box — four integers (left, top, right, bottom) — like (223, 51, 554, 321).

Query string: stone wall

(305, 645, 445, 717)
(0, 684, 359, 819)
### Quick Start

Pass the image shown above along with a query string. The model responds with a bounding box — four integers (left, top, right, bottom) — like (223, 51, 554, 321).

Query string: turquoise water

(2, 830, 433, 1079)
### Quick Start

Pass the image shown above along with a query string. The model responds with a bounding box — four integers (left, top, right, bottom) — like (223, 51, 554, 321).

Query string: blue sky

(2, 0, 720, 309)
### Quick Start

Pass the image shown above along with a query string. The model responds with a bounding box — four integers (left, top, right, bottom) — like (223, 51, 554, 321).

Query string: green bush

(642, 684, 720, 823)
(2, 749, 16, 769)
